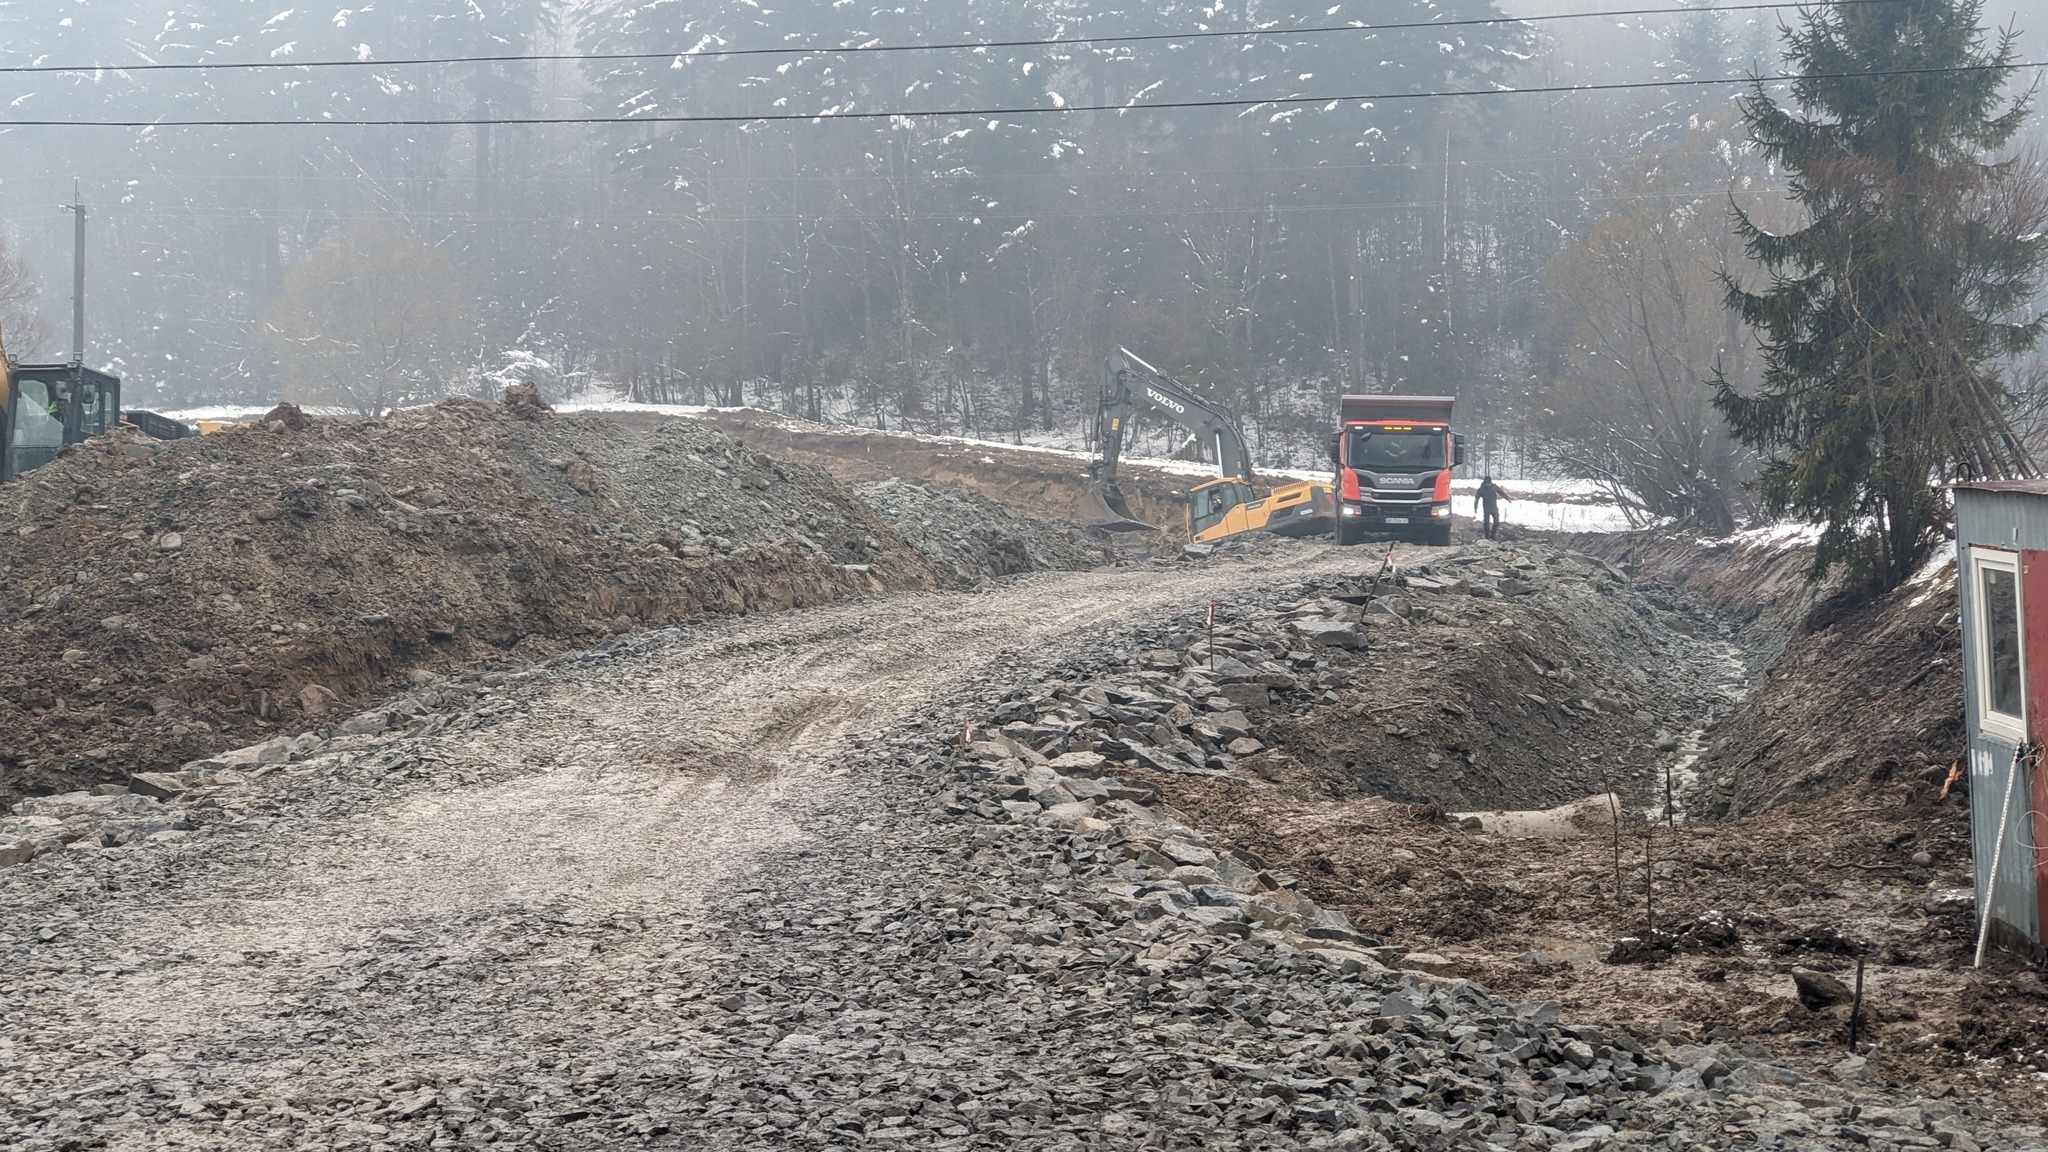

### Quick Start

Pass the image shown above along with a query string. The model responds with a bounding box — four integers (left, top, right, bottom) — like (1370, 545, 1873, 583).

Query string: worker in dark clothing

(1475, 475, 1505, 540)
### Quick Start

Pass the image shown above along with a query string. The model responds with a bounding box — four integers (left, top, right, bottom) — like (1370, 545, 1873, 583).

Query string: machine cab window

(1191, 482, 1256, 535)
(6, 378, 67, 478)
(3, 365, 124, 482)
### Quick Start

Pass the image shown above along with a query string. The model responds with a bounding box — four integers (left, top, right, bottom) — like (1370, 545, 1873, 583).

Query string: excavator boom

(1079, 348, 1333, 542)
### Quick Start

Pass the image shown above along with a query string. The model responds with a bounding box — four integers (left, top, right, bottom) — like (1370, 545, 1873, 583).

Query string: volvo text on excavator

(1078, 348, 1334, 543)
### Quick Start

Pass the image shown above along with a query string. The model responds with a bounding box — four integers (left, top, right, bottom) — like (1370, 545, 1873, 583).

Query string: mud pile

(1145, 744, 1993, 1099)
(854, 479, 1109, 588)
(0, 396, 932, 805)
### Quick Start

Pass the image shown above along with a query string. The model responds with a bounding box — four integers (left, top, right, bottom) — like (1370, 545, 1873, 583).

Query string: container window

(1972, 549, 2026, 739)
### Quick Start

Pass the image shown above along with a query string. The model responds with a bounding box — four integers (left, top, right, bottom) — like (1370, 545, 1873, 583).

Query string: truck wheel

(1333, 520, 1358, 546)
(1426, 523, 1453, 547)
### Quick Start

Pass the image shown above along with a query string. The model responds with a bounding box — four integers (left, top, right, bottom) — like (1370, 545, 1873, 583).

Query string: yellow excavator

(1079, 348, 1334, 543)
(1, 350, 209, 482)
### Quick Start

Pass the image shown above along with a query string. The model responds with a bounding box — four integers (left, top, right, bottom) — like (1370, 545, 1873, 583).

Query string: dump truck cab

(2, 364, 121, 482)
(1332, 395, 1465, 546)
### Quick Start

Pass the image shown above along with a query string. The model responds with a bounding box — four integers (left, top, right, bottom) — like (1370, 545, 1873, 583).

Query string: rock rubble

(854, 478, 1109, 588)
(0, 551, 2029, 1151)
(0, 395, 934, 807)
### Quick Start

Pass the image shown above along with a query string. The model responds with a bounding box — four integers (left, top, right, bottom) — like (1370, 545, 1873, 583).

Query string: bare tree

(0, 232, 51, 363)
(1536, 115, 1771, 531)
(259, 223, 464, 417)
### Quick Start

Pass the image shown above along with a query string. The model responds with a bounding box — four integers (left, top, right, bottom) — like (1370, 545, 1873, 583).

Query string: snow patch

(1906, 551, 1958, 609)
(1725, 521, 1824, 549)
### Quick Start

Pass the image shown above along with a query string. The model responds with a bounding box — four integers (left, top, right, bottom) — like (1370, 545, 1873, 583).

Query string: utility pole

(63, 181, 85, 367)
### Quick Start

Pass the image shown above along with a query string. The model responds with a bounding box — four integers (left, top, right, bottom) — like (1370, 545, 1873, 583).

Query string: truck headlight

(1340, 506, 1362, 516)
(1431, 505, 1451, 518)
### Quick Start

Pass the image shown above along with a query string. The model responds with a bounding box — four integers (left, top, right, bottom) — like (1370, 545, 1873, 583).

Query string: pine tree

(1713, 0, 2047, 590)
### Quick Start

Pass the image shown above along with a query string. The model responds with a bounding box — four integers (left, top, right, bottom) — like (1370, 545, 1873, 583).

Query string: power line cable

(76, 145, 1759, 183)
(0, 60, 2035, 127)
(0, 0, 1905, 75)
(0, 185, 1799, 225)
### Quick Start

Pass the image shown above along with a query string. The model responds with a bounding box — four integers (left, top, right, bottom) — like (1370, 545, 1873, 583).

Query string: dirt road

(7, 541, 2029, 1151)
(3, 547, 1362, 1150)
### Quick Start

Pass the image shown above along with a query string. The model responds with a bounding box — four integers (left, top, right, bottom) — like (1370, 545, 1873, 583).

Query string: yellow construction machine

(1, 357, 213, 482)
(1079, 348, 1333, 544)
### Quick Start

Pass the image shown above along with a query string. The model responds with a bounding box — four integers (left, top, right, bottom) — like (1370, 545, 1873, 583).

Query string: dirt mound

(1257, 541, 1738, 812)
(0, 399, 931, 806)
(958, 536, 1734, 813)
(853, 479, 1109, 587)
(1569, 531, 1962, 819)
(652, 409, 1201, 549)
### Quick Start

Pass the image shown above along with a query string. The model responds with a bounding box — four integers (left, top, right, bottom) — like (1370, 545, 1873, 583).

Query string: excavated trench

(1086, 531, 2007, 1109)
(1244, 539, 1781, 820)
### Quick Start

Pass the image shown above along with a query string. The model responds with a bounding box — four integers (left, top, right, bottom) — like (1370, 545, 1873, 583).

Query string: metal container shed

(1953, 481, 2048, 961)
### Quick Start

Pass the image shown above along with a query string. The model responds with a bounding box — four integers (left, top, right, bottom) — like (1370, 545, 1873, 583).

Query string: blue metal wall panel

(1955, 489, 2048, 554)
(1956, 488, 2048, 950)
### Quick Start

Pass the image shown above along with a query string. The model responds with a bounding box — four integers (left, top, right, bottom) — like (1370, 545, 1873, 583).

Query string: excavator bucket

(1077, 480, 1157, 533)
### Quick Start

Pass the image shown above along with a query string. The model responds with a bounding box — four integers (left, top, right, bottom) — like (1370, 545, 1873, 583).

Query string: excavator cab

(2, 364, 121, 482)
(1189, 479, 1256, 539)
(1186, 477, 1332, 543)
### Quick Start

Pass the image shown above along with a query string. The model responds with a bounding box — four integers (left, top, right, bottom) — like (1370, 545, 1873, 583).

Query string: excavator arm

(1080, 349, 1256, 532)
(1080, 347, 1334, 543)
(1096, 348, 1254, 485)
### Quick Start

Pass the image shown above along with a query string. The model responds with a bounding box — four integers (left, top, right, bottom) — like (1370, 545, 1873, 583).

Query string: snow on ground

(553, 398, 724, 420)
(1907, 549, 1960, 609)
(1724, 520, 1825, 549)
(1478, 492, 1637, 534)
(155, 403, 350, 423)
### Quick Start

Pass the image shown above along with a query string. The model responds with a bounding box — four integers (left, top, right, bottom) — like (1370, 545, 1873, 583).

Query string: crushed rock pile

(854, 478, 1109, 587)
(980, 539, 1735, 813)
(1, 662, 532, 865)
(0, 395, 931, 806)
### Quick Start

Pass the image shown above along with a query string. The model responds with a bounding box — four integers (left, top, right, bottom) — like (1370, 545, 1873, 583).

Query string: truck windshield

(1347, 428, 1444, 472)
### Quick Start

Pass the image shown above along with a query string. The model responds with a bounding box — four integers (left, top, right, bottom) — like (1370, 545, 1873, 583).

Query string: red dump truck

(1330, 395, 1466, 546)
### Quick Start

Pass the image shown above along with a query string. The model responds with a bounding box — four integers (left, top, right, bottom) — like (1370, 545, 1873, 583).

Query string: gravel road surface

(5, 544, 2023, 1151)
(5, 549, 1357, 1150)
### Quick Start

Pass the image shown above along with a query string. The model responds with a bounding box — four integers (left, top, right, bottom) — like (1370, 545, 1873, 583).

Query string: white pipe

(1976, 744, 2027, 968)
